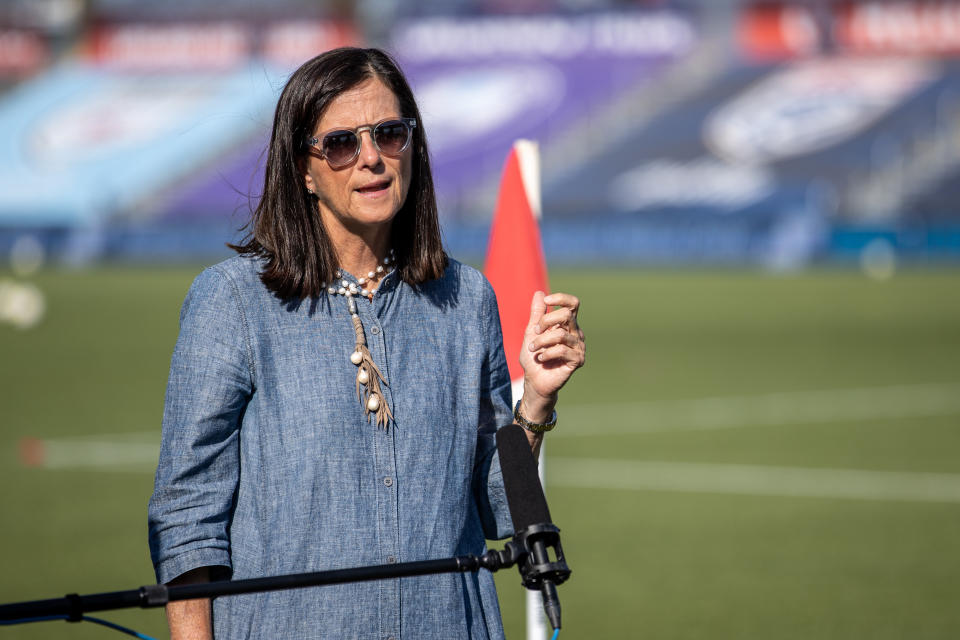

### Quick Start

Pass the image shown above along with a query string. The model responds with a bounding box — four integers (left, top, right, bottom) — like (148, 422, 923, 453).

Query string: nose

(356, 128, 382, 168)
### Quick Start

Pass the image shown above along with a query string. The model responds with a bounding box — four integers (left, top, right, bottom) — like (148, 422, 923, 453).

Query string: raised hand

(517, 291, 586, 424)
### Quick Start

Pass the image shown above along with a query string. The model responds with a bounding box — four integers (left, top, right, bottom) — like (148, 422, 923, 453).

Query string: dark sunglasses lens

(322, 130, 359, 166)
(374, 121, 410, 155)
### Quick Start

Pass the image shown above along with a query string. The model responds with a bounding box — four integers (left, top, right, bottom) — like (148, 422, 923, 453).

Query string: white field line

(553, 382, 960, 437)
(20, 382, 960, 473)
(29, 436, 960, 504)
(23, 432, 159, 472)
(547, 458, 960, 504)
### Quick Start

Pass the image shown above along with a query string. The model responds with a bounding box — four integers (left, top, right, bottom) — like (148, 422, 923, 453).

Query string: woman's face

(302, 76, 413, 241)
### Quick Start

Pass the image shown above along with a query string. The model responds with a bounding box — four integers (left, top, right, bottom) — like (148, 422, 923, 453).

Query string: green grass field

(2, 266, 959, 639)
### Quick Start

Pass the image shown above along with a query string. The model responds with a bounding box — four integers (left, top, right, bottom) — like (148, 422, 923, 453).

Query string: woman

(148, 47, 585, 640)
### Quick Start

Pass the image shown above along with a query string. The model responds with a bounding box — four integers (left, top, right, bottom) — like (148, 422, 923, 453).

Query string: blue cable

(0, 614, 158, 640)
(84, 615, 159, 639)
(551, 628, 560, 640)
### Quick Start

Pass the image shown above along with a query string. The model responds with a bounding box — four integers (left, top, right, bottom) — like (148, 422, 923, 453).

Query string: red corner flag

(484, 140, 548, 385)
(484, 141, 549, 640)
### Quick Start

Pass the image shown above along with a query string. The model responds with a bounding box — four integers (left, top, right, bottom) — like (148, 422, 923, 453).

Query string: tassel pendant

(328, 252, 396, 430)
(350, 313, 393, 429)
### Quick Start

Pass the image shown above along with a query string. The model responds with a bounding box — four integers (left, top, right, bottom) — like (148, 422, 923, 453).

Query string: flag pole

(518, 141, 548, 640)
(483, 140, 549, 640)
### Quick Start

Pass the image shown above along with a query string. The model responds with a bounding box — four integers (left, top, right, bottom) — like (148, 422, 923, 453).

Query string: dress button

(371, 325, 381, 334)
(383, 476, 393, 487)
(387, 555, 397, 564)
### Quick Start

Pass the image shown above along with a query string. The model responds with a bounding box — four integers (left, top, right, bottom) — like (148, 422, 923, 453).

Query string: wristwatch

(513, 399, 557, 433)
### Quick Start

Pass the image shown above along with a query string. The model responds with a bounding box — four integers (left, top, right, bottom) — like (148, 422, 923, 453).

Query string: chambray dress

(148, 255, 515, 639)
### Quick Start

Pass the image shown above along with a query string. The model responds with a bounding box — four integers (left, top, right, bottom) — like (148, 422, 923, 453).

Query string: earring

(307, 187, 315, 195)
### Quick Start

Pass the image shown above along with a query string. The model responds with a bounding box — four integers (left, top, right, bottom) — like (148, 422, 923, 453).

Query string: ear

(297, 157, 315, 193)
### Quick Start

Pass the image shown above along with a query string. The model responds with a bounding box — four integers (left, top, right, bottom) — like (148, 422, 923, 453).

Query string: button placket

(361, 306, 392, 416)
(360, 302, 400, 640)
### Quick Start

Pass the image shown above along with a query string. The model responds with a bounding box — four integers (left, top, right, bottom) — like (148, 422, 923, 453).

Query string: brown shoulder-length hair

(230, 47, 447, 300)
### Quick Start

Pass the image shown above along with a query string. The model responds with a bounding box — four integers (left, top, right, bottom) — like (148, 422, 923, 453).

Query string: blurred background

(1, 0, 959, 638)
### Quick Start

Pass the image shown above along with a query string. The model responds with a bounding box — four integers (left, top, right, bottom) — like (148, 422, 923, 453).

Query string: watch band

(513, 399, 557, 433)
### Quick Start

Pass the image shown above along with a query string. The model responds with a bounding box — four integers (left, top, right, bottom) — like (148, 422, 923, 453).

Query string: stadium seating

(1, 4, 959, 264)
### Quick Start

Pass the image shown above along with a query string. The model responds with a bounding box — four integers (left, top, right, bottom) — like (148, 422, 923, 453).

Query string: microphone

(495, 423, 570, 631)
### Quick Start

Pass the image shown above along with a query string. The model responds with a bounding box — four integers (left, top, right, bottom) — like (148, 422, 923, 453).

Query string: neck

(320, 217, 392, 279)
(336, 237, 390, 279)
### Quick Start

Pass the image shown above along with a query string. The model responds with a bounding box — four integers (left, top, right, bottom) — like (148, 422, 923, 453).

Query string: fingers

(536, 307, 573, 333)
(520, 289, 585, 396)
(543, 292, 579, 310)
(528, 323, 586, 369)
(533, 342, 584, 366)
(528, 326, 578, 352)
(526, 290, 547, 333)
(535, 292, 580, 334)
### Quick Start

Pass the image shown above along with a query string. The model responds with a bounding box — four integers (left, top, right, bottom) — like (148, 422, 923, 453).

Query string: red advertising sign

(85, 20, 360, 70)
(739, 4, 821, 60)
(837, 2, 960, 54)
(740, 2, 960, 58)
(0, 30, 48, 75)
(87, 22, 253, 70)
(261, 21, 360, 68)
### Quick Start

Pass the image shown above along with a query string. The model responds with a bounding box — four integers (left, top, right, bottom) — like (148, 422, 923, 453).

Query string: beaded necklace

(324, 250, 395, 428)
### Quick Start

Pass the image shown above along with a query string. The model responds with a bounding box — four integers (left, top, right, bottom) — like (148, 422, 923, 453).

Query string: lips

(356, 179, 390, 194)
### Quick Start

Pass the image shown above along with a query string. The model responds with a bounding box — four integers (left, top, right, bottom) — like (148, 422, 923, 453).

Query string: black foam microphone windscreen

(495, 423, 551, 530)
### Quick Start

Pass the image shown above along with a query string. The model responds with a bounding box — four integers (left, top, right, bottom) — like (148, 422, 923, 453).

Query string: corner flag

(484, 140, 550, 640)
(484, 140, 549, 385)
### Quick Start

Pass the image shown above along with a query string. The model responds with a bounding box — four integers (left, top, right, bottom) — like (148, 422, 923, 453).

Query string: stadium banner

(86, 21, 254, 70)
(740, 2, 960, 59)
(390, 12, 697, 221)
(835, 1, 960, 55)
(260, 20, 360, 68)
(86, 19, 359, 70)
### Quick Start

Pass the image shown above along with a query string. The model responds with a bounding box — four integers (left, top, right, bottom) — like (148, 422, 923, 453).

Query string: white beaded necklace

(323, 250, 395, 428)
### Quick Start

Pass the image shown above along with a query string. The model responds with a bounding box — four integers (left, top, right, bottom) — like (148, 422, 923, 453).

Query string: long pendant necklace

(325, 250, 395, 429)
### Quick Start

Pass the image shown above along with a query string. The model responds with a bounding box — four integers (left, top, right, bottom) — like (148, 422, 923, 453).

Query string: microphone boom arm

(0, 534, 565, 625)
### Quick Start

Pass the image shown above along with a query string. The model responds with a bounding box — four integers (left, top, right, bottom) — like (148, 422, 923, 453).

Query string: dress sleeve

(148, 266, 254, 584)
(472, 279, 516, 540)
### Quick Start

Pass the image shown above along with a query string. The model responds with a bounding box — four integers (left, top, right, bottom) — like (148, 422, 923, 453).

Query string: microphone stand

(0, 533, 570, 629)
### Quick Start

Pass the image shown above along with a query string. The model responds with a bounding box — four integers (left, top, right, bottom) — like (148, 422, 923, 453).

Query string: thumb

(527, 290, 546, 334)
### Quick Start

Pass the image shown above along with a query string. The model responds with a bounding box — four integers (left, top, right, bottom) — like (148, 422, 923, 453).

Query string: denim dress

(148, 255, 515, 639)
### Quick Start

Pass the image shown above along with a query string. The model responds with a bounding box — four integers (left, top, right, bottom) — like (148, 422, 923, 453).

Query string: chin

(353, 207, 400, 228)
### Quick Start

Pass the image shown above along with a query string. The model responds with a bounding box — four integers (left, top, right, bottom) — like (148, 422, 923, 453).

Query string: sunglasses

(306, 117, 417, 169)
